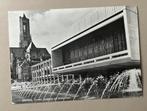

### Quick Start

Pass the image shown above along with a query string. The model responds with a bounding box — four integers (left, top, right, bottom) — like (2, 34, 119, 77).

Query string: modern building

(51, 6, 140, 74)
(31, 59, 76, 84)
(10, 14, 50, 82)
(31, 59, 52, 83)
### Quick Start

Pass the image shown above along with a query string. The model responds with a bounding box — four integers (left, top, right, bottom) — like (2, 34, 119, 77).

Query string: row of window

(31, 59, 51, 71)
(32, 75, 74, 83)
(32, 68, 51, 77)
(62, 17, 127, 65)
(31, 59, 52, 79)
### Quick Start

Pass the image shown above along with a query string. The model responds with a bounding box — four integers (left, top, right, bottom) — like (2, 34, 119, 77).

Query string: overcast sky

(8, 8, 96, 53)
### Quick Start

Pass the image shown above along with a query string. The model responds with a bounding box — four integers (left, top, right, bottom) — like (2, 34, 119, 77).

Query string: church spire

(23, 13, 26, 18)
(19, 13, 32, 48)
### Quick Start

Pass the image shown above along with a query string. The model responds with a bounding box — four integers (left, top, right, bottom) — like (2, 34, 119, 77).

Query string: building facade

(31, 59, 76, 84)
(51, 6, 140, 74)
(31, 59, 52, 83)
(10, 14, 50, 82)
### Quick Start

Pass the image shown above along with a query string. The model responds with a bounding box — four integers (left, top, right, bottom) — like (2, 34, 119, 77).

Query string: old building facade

(10, 14, 50, 82)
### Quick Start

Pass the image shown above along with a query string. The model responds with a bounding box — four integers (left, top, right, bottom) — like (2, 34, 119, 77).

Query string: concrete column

(43, 68, 45, 76)
(79, 75, 82, 83)
(58, 75, 60, 83)
(41, 69, 44, 77)
(47, 66, 50, 74)
(72, 74, 74, 81)
(66, 75, 69, 82)
(39, 77, 41, 84)
(62, 75, 64, 82)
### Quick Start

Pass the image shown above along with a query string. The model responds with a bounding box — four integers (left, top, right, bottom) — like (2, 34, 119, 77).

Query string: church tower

(19, 14, 32, 48)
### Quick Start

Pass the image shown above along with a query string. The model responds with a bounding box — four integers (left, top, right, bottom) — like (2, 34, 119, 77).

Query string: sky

(8, 8, 95, 53)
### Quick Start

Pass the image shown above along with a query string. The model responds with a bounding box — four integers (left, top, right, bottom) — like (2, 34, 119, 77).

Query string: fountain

(38, 86, 48, 100)
(12, 68, 143, 103)
(43, 85, 52, 100)
(101, 69, 142, 98)
(84, 75, 106, 99)
(49, 85, 59, 101)
(34, 86, 42, 100)
(73, 77, 93, 100)
(30, 86, 38, 100)
(101, 81, 110, 99)
(63, 81, 76, 101)
(55, 82, 68, 101)
(35, 86, 46, 100)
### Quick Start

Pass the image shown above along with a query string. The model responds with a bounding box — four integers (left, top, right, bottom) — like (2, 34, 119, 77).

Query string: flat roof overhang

(51, 9, 125, 51)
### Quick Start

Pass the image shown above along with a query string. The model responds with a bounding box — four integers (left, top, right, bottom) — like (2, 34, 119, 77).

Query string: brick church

(10, 14, 50, 82)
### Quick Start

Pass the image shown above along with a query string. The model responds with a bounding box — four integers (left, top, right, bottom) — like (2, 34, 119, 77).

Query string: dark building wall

(10, 55, 17, 80)
(10, 48, 25, 80)
(21, 62, 32, 81)
(61, 17, 127, 66)
(10, 47, 50, 81)
(52, 49, 63, 67)
(30, 47, 51, 65)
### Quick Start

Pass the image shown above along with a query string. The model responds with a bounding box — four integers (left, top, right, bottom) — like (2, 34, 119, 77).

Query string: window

(23, 24, 26, 32)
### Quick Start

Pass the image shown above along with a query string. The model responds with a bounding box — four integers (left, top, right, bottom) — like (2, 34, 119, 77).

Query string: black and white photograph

(8, 6, 143, 104)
